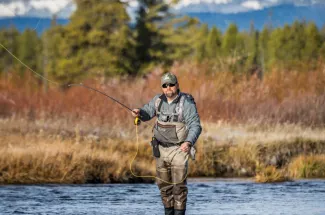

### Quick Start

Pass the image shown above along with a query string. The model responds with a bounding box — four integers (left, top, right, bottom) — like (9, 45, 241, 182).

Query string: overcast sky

(0, 0, 324, 17)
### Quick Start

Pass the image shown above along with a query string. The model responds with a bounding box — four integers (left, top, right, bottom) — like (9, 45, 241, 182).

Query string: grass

(1, 118, 325, 184)
(288, 155, 325, 178)
(255, 165, 291, 183)
(0, 133, 155, 184)
(1, 62, 325, 183)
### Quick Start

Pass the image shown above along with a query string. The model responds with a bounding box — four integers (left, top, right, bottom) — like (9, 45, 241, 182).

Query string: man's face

(162, 83, 179, 98)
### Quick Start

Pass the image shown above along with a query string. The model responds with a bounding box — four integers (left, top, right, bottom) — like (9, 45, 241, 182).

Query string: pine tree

(284, 21, 306, 66)
(320, 24, 325, 41)
(134, 0, 171, 72)
(0, 27, 20, 77)
(205, 26, 221, 59)
(42, 24, 65, 86)
(267, 27, 284, 67)
(195, 24, 209, 62)
(244, 21, 259, 73)
(320, 25, 325, 59)
(222, 23, 239, 56)
(161, 16, 200, 62)
(135, 6, 152, 69)
(303, 22, 321, 62)
(52, 0, 133, 83)
(259, 26, 270, 71)
(17, 29, 41, 76)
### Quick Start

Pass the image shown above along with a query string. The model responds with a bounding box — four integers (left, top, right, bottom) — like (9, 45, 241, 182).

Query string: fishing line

(1, 41, 190, 185)
(0, 43, 60, 85)
(70, 83, 190, 185)
(130, 121, 188, 185)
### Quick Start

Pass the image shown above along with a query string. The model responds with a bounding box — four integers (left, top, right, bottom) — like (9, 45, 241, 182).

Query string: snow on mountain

(0, 0, 325, 18)
(0, 0, 75, 18)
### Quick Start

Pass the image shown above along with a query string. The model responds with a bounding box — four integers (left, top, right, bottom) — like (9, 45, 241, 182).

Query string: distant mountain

(184, 4, 325, 31)
(0, 4, 324, 34)
(0, 17, 69, 34)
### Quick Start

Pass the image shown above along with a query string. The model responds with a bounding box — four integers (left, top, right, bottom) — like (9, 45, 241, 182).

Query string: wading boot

(174, 209, 186, 215)
(165, 207, 174, 215)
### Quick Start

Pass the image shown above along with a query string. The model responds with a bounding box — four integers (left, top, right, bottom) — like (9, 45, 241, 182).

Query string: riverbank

(1, 118, 325, 184)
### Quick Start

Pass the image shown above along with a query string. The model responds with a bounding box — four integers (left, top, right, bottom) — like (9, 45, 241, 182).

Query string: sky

(0, 0, 324, 18)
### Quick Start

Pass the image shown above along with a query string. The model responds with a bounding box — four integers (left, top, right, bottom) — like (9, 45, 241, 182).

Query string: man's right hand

(132, 109, 140, 117)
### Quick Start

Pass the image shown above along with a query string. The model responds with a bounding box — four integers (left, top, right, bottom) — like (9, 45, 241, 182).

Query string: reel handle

(134, 116, 141, 125)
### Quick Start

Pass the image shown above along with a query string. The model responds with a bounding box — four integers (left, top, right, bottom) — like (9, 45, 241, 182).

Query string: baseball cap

(161, 73, 178, 86)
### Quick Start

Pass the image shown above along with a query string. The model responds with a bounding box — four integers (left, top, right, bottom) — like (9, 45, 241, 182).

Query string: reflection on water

(1, 179, 325, 215)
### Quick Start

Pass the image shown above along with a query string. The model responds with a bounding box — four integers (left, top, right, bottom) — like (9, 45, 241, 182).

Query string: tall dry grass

(1, 61, 325, 127)
(1, 62, 325, 183)
(288, 155, 325, 178)
(1, 118, 325, 183)
(0, 133, 155, 184)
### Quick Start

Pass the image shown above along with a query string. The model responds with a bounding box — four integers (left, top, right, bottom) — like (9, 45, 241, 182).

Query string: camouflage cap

(161, 73, 178, 86)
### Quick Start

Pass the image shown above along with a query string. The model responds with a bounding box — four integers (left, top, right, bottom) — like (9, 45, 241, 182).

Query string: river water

(1, 179, 324, 215)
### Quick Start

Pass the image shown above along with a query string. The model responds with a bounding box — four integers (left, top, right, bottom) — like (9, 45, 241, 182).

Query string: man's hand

(180, 142, 191, 153)
(132, 109, 140, 117)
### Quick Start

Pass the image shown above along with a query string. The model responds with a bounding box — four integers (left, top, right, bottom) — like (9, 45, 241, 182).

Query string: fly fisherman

(132, 73, 202, 215)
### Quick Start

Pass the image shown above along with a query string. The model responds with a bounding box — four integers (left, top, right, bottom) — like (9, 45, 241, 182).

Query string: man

(132, 72, 202, 215)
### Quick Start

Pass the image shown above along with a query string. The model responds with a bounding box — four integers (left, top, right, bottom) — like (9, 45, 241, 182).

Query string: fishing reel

(134, 116, 141, 126)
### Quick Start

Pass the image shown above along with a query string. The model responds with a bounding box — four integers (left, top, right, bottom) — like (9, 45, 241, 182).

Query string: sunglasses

(162, 83, 176, 88)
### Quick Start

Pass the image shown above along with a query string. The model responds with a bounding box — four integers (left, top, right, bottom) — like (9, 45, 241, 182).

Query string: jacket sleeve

(183, 97, 202, 145)
(139, 94, 160, 122)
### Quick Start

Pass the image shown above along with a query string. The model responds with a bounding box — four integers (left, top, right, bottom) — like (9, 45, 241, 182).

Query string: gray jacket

(139, 91, 202, 145)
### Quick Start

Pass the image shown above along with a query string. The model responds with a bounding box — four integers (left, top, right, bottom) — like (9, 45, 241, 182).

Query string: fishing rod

(68, 83, 142, 125)
(68, 83, 133, 112)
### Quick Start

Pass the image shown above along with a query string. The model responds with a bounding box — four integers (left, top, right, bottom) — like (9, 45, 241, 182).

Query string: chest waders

(153, 93, 195, 213)
(151, 93, 196, 160)
(154, 94, 188, 143)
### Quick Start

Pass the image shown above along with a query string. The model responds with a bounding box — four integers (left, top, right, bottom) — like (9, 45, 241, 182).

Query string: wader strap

(158, 99, 163, 113)
(155, 98, 162, 116)
(173, 94, 186, 122)
(178, 95, 185, 122)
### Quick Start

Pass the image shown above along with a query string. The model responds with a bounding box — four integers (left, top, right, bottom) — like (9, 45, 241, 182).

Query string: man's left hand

(180, 142, 191, 153)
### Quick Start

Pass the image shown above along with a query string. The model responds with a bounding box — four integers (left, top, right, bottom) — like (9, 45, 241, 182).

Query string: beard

(165, 90, 177, 98)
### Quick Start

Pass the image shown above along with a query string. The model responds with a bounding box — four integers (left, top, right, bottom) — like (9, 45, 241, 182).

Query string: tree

(135, 6, 152, 70)
(17, 29, 41, 76)
(0, 27, 20, 77)
(222, 23, 238, 55)
(194, 24, 209, 62)
(205, 26, 221, 59)
(320, 24, 325, 41)
(267, 27, 284, 67)
(42, 24, 65, 85)
(51, 0, 133, 83)
(134, 0, 171, 72)
(244, 21, 259, 73)
(259, 26, 270, 71)
(303, 22, 321, 62)
(161, 16, 200, 62)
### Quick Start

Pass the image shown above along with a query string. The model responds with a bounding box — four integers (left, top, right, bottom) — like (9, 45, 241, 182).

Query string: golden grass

(0, 134, 156, 184)
(255, 166, 291, 183)
(288, 155, 325, 178)
(1, 118, 325, 184)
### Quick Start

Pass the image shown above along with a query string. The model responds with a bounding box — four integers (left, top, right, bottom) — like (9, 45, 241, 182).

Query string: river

(1, 179, 325, 215)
